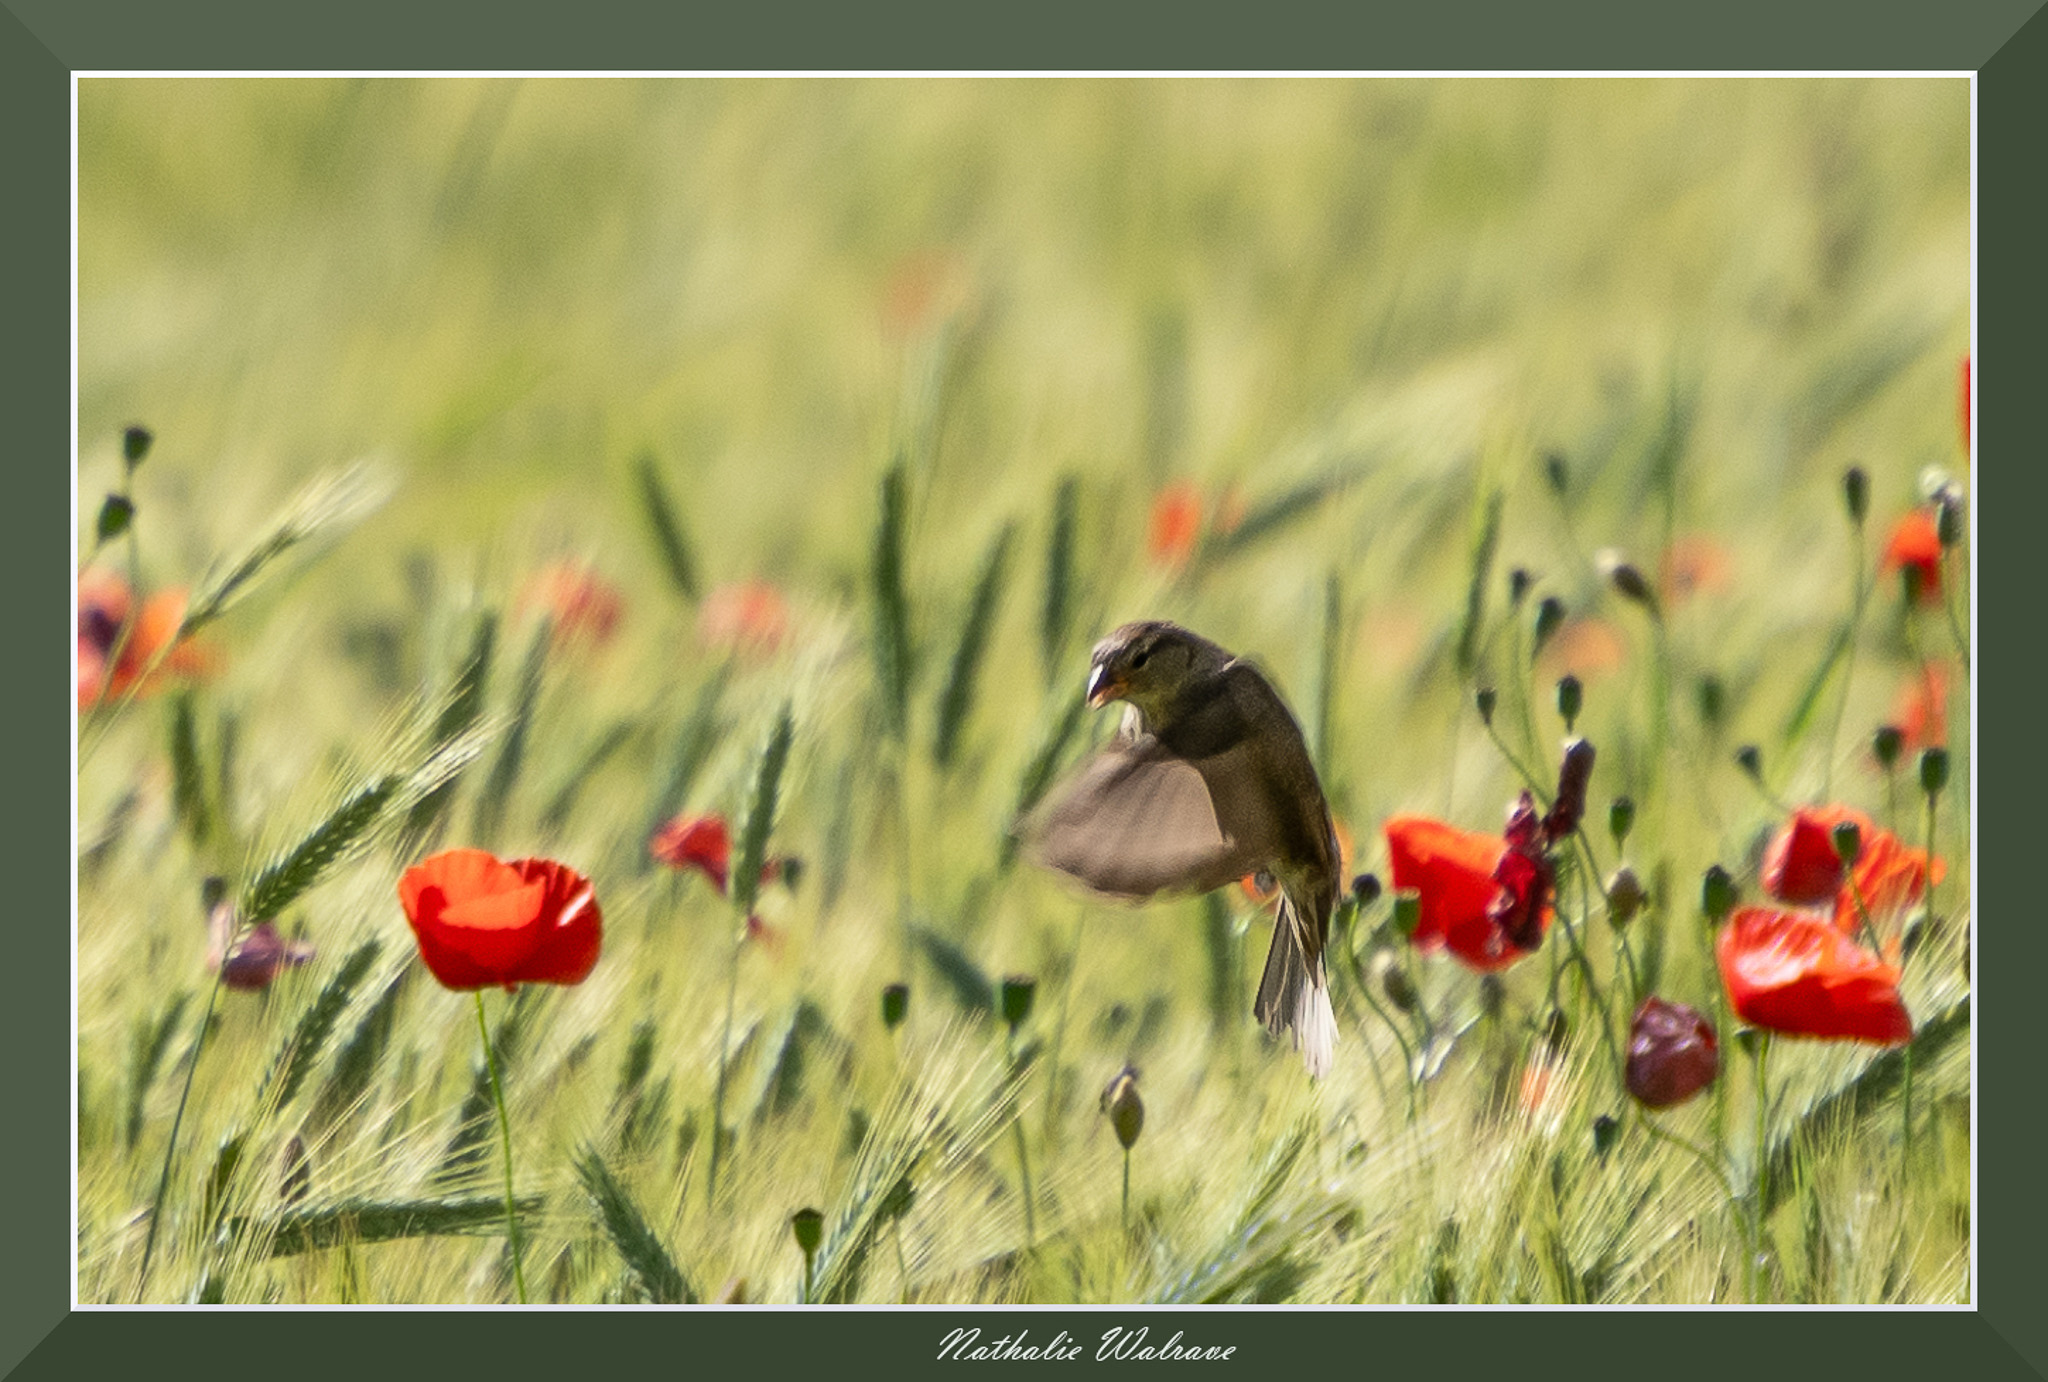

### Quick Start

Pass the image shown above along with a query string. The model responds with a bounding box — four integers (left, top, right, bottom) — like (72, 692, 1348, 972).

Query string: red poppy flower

(77, 568, 211, 709)
(1715, 905, 1910, 1045)
(398, 849, 601, 991)
(698, 580, 789, 656)
(1760, 804, 1865, 906)
(651, 812, 732, 892)
(1891, 661, 1948, 752)
(1147, 482, 1203, 570)
(1384, 814, 1548, 971)
(1625, 996, 1719, 1108)
(1833, 823, 1945, 935)
(1881, 510, 1943, 604)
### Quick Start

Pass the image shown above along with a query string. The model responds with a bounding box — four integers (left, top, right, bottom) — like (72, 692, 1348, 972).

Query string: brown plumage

(1024, 620, 1340, 1078)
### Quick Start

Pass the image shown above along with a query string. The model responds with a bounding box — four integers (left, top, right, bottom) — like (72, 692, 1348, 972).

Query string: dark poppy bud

(201, 875, 228, 911)
(1592, 1113, 1620, 1159)
(1830, 819, 1863, 868)
(1842, 466, 1869, 525)
(1532, 597, 1565, 657)
(1475, 686, 1497, 726)
(1609, 796, 1635, 847)
(96, 494, 134, 542)
(1543, 1009, 1569, 1054)
(775, 857, 805, 892)
(1543, 451, 1569, 497)
(1935, 492, 1964, 548)
(1101, 1065, 1145, 1149)
(790, 1207, 824, 1255)
(1373, 951, 1419, 1013)
(1901, 563, 1926, 606)
(1350, 873, 1381, 908)
(878, 1174, 916, 1223)
(1625, 997, 1719, 1109)
(1919, 747, 1950, 798)
(1734, 1028, 1765, 1060)
(1000, 975, 1037, 1030)
(1606, 866, 1646, 927)
(1734, 744, 1763, 782)
(122, 425, 153, 465)
(1545, 737, 1594, 839)
(1701, 865, 1735, 923)
(1391, 889, 1422, 938)
(1508, 567, 1533, 608)
(1872, 725, 1904, 769)
(1556, 675, 1583, 730)
(1597, 549, 1658, 613)
(881, 982, 909, 1031)
(1696, 675, 1725, 730)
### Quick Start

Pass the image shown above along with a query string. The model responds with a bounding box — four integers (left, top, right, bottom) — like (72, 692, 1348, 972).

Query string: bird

(1023, 620, 1340, 1078)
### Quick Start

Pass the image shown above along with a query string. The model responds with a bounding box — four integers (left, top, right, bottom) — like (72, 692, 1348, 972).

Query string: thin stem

(1751, 1032, 1772, 1304)
(474, 990, 528, 1305)
(1006, 1031, 1036, 1248)
(707, 932, 742, 1208)
(1043, 907, 1087, 1148)
(134, 965, 228, 1300)
(1819, 518, 1870, 799)
(1121, 1148, 1132, 1236)
(1636, 1110, 1735, 1200)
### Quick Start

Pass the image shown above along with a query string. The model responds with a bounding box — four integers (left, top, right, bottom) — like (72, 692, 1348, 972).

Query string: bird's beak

(1086, 662, 1122, 709)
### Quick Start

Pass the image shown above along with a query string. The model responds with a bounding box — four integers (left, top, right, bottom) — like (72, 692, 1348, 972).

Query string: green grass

(76, 77, 1970, 1305)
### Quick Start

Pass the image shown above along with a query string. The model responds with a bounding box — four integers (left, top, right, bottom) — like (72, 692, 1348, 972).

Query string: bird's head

(1085, 621, 1229, 722)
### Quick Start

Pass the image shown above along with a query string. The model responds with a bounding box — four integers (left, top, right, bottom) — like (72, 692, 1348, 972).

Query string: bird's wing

(1023, 735, 1265, 900)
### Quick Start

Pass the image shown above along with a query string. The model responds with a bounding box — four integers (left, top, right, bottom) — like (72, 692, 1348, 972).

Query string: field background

(75, 78, 1971, 1305)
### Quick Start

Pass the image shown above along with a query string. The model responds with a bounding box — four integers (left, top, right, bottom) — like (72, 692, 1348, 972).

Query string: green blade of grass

(236, 1194, 545, 1257)
(179, 462, 394, 639)
(241, 778, 400, 924)
(731, 703, 795, 917)
(637, 674, 727, 871)
(167, 692, 212, 851)
(1039, 476, 1077, 684)
(635, 451, 701, 602)
(576, 1146, 698, 1303)
(912, 924, 995, 1016)
(1001, 687, 1089, 868)
(401, 611, 498, 850)
(257, 939, 384, 1111)
(871, 459, 914, 738)
(1454, 485, 1504, 678)
(932, 522, 1014, 770)
(474, 616, 551, 842)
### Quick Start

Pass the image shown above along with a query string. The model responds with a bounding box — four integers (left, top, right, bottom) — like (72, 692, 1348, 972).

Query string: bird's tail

(1255, 889, 1336, 1079)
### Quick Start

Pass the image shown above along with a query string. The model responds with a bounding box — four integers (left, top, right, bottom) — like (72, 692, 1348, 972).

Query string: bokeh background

(76, 78, 1971, 1305)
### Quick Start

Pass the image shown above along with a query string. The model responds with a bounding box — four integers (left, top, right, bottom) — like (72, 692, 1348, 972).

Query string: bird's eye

(1130, 649, 1150, 669)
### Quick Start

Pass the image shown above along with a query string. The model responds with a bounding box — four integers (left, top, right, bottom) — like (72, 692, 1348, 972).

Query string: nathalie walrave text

(938, 1327, 1237, 1362)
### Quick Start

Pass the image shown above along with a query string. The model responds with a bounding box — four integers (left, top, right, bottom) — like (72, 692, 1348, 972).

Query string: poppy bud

(1532, 598, 1565, 657)
(96, 494, 134, 542)
(1391, 889, 1422, 938)
(790, 1206, 824, 1255)
(879, 1173, 917, 1223)
(1935, 492, 1963, 548)
(1919, 747, 1949, 798)
(1701, 865, 1736, 923)
(1873, 725, 1904, 769)
(1475, 686, 1497, 726)
(1606, 866, 1647, 927)
(1101, 1065, 1145, 1150)
(1608, 796, 1635, 847)
(1734, 744, 1763, 783)
(1592, 1113, 1620, 1158)
(1695, 675, 1725, 730)
(1546, 737, 1594, 838)
(1830, 819, 1862, 868)
(1508, 567, 1533, 608)
(1597, 549, 1658, 612)
(1350, 873, 1381, 908)
(1372, 950, 1419, 1012)
(1543, 1009, 1569, 1054)
(1556, 675, 1583, 730)
(1625, 997, 1719, 1109)
(1841, 466, 1869, 525)
(881, 982, 909, 1031)
(1000, 975, 1037, 1030)
(1543, 451, 1569, 497)
(201, 875, 228, 911)
(123, 424, 154, 466)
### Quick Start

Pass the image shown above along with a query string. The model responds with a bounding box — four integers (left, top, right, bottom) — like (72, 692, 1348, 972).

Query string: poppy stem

(1005, 1029, 1037, 1249)
(1818, 510, 1871, 801)
(708, 931, 741, 1209)
(474, 990, 528, 1304)
(1635, 1109, 1733, 1201)
(1750, 1031, 1772, 1304)
(134, 957, 230, 1301)
(1939, 548, 1969, 670)
(1121, 1147, 1132, 1237)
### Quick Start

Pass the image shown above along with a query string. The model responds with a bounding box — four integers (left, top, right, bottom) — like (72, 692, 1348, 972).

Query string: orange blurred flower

(1834, 821, 1945, 936)
(76, 567, 211, 710)
(1891, 661, 1948, 752)
(698, 580, 789, 656)
(1147, 482, 1203, 571)
(1659, 535, 1731, 605)
(1759, 803, 1943, 935)
(1716, 905, 1910, 1046)
(397, 849, 602, 992)
(1537, 617, 1627, 683)
(1880, 510, 1943, 604)
(521, 561, 623, 648)
(880, 248, 970, 341)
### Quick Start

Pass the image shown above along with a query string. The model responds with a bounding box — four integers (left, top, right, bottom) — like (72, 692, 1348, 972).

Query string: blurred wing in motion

(1024, 736, 1262, 900)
